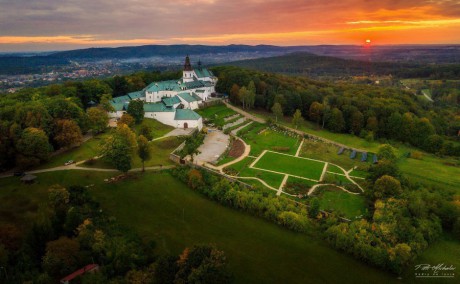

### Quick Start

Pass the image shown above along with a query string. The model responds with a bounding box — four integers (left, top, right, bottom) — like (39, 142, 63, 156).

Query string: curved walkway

(307, 183, 361, 196)
(205, 138, 251, 173)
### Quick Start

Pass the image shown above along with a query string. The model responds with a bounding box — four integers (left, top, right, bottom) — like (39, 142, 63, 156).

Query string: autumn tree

(127, 100, 144, 124)
(309, 102, 323, 125)
(139, 123, 153, 141)
(101, 124, 137, 173)
(238, 86, 249, 109)
(377, 144, 397, 162)
(137, 135, 151, 172)
(366, 116, 379, 134)
(119, 113, 135, 128)
(372, 175, 402, 200)
(53, 119, 83, 148)
(99, 94, 115, 112)
(292, 109, 304, 129)
(350, 111, 364, 134)
(246, 81, 256, 109)
(87, 107, 108, 133)
(271, 102, 283, 122)
(42, 237, 80, 277)
(16, 127, 52, 168)
(327, 108, 345, 132)
(229, 84, 240, 104)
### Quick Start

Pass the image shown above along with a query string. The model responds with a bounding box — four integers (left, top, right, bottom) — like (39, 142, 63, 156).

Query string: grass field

(0, 171, 398, 284)
(313, 187, 367, 219)
(134, 118, 175, 138)
(239, 167, 285, 188)
(196, 104, 237, 127)
(241, 125, 300, 156)
(254, 151, 325, 181)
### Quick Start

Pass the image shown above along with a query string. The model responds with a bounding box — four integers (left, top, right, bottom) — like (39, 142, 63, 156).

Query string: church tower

(183, 55, 195, 82)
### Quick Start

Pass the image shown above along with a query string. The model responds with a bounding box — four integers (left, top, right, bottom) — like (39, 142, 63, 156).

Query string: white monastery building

(109, 56, 217, 130)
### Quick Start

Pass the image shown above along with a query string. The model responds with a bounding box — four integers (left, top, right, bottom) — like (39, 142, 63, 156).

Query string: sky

(0, 0, 459, 51)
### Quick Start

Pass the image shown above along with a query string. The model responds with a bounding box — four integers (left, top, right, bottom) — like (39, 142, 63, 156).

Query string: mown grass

(238, 167, 285, 189)
(313, 187, 367, 219)
(196, 104, 237, 127)
(254, 151, 325, 180)
(134, 118, 175, 138)
(81, 136, 184, 169)
(242, 125, 300, 156)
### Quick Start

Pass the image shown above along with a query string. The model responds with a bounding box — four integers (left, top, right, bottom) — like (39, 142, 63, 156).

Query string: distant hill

(1, 44, 459, 75)
(224, 52, 460, 79)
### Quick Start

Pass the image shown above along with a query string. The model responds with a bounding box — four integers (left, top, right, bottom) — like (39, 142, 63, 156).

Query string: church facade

(109, 56, 217, 130)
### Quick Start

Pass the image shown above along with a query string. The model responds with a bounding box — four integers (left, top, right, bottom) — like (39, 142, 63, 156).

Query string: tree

(99, 94, 115, 112)
(350, 111, 364, 134)
(16, 127, 52, 168)
(139, 124, 153, 141)
(291, 109, 304, 129)
(271, 102, 283, 122)
(87, 107, 108, 133)
(42, 237, 80, 277)
(327, 108, 345, 132)
(373, 175, 402, 200)
(53, 119, 83, 148)
(127, 100, 144, 124)
(229, 84, 240, 104)
(246, 81, 256, 109)
(119, 113, 135, 128)
(308, 198, 320, 218)
(309, 102, 323, 125)
(377, 144, 397, 162)
(101, 124, 137, 173)
(154, 255, 179, 284)
(238, 87, 248, 109)
(137, 135, 151, 172)
(366, 116, 379, 134)
(424, 134, 444, 153)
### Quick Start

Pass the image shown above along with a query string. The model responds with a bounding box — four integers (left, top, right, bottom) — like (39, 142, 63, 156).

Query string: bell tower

(183, 55, 195, 82)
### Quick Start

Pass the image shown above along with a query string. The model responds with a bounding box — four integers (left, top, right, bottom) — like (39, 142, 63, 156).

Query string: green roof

(194, 68, 213, 78)
(195, 89, 205, 93)
(128, 91, 144, 100)
(162, 96, 181, 107)
(144, 103, 175, 113)
(191, 92, 202, 101)
(112, 95, 130, 104)
(174, 109, 201, 120)
(111, 102, 127, 111)
(184, 80, 205, 89)
(178, 92, 198, 103)
(145, 80, 184, 93)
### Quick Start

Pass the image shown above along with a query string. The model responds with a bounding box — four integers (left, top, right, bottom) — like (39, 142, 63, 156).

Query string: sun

(365, 39, 371, 44)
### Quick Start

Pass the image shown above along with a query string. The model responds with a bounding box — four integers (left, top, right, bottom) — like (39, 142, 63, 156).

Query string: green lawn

(238, 167, 285, 188)
(38, 133, 110, 169)
(254, 151, 325, 181)
(2, 170, 459, 283)
(299, 138, 371, 171)
(324, 172, 352, 184)
(313, 187, 367, 219)
(242, 125, 300, 156)
(196, 104, 237, 127)
(81, 136, 184, 169)
(134, 118, 175, 138)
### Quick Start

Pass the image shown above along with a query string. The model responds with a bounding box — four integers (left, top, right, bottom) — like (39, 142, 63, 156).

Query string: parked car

(13, 171, 25, 177)
(64, 160, 75, 166)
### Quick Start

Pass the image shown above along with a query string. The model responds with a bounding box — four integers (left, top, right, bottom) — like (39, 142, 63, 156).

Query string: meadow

(0, 171, 399, 284)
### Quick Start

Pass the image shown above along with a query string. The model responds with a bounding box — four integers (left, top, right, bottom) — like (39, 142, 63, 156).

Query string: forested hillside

(213, 66, 460, 155)
(226, 52, 460, 79)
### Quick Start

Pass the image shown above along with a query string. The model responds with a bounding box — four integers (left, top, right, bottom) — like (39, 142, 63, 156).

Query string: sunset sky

(0, 0, 459, 51)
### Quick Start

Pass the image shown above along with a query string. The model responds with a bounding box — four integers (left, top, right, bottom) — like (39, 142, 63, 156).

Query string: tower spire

(184, 55, 193, 71)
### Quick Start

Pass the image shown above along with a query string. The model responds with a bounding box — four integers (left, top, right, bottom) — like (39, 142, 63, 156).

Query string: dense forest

(226, 52, 460, 80)
(0, 70, 181, 171)
(213, 66, 460, 156)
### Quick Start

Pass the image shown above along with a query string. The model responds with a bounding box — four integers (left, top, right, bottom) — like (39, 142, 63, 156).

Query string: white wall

(109, 111, 125, 118)
(144, 111, 176, 127)
(175, 117, 203, 131)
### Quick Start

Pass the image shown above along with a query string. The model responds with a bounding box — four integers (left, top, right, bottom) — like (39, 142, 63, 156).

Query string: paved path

(319, 162, 328, 182)
(307, 183, 361, 196)
(224, 101, 265, 123)
(277, 175, 289, 196)
(194, 131, 230, 165)
(295, 139, 304, 157)
(231, 121, 252, 136)
(421, 90, 434, 102)
(205, 138, 251, 172)
(152, 128, 195, 141)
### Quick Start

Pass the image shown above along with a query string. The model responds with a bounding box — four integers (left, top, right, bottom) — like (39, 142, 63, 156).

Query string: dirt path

(277, 175, 289, 196)
(307, 183, 361, 196)
(295, 139, 304, 157)
(224, 101, 265, 123)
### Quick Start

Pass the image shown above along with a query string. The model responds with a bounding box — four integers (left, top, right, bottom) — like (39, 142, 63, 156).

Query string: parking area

(194, 131, 230, 165)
